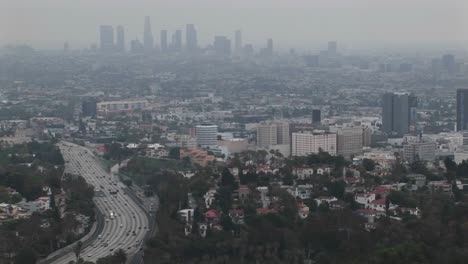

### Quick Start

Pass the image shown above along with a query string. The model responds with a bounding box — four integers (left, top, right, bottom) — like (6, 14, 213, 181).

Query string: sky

(1, 0, 467, 51)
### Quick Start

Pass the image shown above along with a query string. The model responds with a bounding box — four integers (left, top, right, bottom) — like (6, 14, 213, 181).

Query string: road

(51, 142, 150, 263)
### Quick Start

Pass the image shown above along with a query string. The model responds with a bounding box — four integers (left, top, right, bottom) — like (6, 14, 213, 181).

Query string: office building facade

(160, 30, 168, 53)
(234, 30, 242, 54)
(292, 131, 336, 156)
(382, 92, 417, 135)
(196, 124, 218, 147)
(312, 109, 321, 124)
(336, 127, 363, 158)
(186, 24, 198, 53)
(99, 25, 114, 52)
(214, 36, 231, 56)
(457, 89, 468, 131)
(403, 140, 436, 163)
(143, 16, 154, 53)
(116, 25, 125, 52)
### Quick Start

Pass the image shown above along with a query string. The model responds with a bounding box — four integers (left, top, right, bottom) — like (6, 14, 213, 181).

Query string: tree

(168, 147, 180, 160)
(114, 249, 127, 264)
(73, 241, 83, 261)
(362, 158, 376, 171)
(220, 167, 236, 187)
(14, 247, 37, 264)
(327, 180, 346, 199)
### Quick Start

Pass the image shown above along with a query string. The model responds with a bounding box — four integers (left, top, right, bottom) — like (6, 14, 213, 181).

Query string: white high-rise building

(196, 124, 218, 147)
(292, 131, 337, 156)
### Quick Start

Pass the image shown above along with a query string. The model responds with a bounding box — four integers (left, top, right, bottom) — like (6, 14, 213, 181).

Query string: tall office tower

(382, 92, 417, 135)
(172, 30, 182, 52)
(275, 122, 290, 145)
(442, 54, 456, 73)
(256, 122, 290, 148)
(266, 38, 273, 56)
(213, 36, 231, 56)
(196, 124, 218, 147)
(312, 109, 321, 124)
(234, 30, 242, 54)
(160, 30, 168, 53)
(63, 42, 69, 52)
(257, 124, 278, 148)
(116, 25, 125, 52)
(456, 89, 468, 131)
(328, 41, 337, 54)
(336, 127, 363, 159)
(186, 24, 198, 53)
(362, 127, 372, 147)
(143, 16, 154, 53)
(81, 98, 97, 117)
(99, 25, 114, 52)
(292, 131, 337, 156)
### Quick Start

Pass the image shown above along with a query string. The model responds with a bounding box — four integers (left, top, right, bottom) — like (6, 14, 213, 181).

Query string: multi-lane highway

(52, 142, 150, 263)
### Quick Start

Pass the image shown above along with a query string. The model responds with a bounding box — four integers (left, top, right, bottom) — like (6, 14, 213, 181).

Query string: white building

(196, 124, 218, 147)
(403, 140, 436, 163)
(97, 100, 147, 115)
(292, 131, 336, 156)
(217, 138, 249, 154)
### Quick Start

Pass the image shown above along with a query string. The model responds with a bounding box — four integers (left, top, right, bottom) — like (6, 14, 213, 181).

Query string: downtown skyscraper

(143, 16, 154, 53)
(99, 25, 114, 52)
(116, 25, 125, 52)
(172, 30, 182, 52)
(160, 30, 168, 53)
(234, 30, 242, 54)
(186, 24, 198, 53)
(456, 89, 468, 131)
(382, 92, 417, 135)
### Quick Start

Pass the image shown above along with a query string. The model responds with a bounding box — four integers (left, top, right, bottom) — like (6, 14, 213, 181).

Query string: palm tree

(73, 241, 83, 262)
(114, 249, 127, 264)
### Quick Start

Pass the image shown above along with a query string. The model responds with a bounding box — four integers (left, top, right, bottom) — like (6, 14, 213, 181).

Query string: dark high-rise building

(99, 25, 114, 52)
(457, 89, 468, 131)
(382, 92, 417, 135)
(81, 98, 97, 117)
(312, 109, 321, 124)
(328, 41, 337, 54)
(63, 42, 69, 52)
(442, 54, 456, 73)
(172, 30, 182, 52)
(186, 24, 198, 53)
(234, 30, 242, 54)
(214, 36, 231, 56)
(143, 16, 154, 53)
(160, 30, 168, 53)
(116, 25, 125, 52)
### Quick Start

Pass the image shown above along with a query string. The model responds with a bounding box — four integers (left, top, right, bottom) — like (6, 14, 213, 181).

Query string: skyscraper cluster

(98, 17, 273, 56)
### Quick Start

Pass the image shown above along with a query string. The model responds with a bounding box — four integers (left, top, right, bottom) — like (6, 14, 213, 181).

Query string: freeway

(51, 142, 150, 263)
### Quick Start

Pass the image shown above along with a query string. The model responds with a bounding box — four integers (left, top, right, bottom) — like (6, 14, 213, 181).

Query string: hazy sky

(1, 0, 467, 51)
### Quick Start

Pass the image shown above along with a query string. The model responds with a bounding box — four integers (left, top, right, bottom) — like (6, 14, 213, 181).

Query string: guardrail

(39, 209, 104, 264)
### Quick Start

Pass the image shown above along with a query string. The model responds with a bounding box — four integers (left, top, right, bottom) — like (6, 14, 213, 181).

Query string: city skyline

(1, 0, 467, 51)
